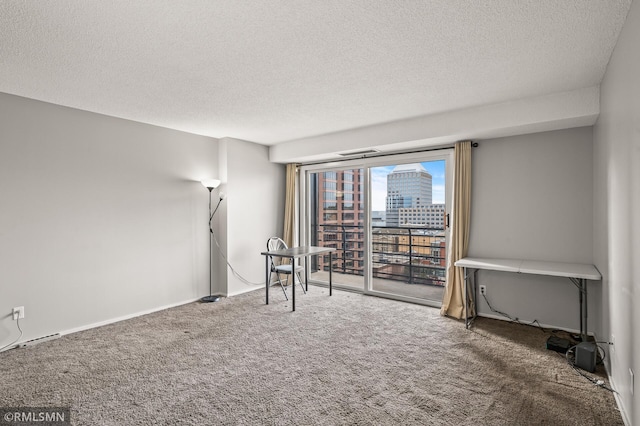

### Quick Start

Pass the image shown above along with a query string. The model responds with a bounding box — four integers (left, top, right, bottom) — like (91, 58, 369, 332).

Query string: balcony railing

(311, 224, 446, 286)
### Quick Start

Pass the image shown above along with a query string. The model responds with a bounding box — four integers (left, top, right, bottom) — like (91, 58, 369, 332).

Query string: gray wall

(217, 138, 285, 297)
(0, 93, 218, 343)
(469, 127, 596, 333)
(0, 93, 286, 348)
(593, 0, 639, 422)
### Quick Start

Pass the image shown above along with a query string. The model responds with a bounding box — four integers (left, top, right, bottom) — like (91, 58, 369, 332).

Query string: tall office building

(386, 163, 432, 226)
(311, 169, 364, 275)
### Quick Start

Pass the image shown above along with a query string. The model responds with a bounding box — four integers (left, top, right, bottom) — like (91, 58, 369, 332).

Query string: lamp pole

(201, 180, 221, 303)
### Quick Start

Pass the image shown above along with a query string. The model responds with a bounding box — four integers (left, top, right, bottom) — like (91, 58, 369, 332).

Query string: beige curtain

(440, 141, 473, 319)
(283, 164, 297, 247)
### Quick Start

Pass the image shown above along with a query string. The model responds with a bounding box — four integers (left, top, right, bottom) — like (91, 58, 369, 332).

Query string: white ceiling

(0, 1, 632, 149)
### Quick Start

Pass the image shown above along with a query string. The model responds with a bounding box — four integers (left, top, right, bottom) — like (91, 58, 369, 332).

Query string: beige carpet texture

(0, 288, 623, 425)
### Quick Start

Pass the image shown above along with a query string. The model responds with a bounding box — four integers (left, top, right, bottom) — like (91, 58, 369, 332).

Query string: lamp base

(201, 295, 221, 303)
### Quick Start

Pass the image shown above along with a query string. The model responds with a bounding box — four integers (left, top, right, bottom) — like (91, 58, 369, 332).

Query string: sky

(371, 160, 446, 211)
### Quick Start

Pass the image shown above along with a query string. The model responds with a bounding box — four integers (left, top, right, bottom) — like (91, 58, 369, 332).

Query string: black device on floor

(546, 336, 572, 354)
(575, 342, 597, 373)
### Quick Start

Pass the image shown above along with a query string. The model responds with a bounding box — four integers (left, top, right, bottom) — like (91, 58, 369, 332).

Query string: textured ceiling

(0, 1, 631, 145)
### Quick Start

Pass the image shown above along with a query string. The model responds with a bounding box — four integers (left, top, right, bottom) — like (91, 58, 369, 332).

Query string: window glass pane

(324, 172, 337, 180)
(323, 192, 336, 200)
(309, 168, 364, 289)
(323, 181, 336, 190)
(370, 160, 447, 303)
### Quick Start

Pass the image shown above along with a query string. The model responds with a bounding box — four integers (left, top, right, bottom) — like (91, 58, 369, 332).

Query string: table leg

(305, 256, 308, 292)
(329, 251, 333, 296)
(265, 255, 269, 305)
(292, 257, 295, 312)
(582, 278, 588, 342)
(578, 278, 584, 341)
(464, 267, 468, 329)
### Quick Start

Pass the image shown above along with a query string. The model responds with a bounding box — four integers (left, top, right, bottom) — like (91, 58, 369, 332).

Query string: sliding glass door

(370, 160, 448, 304)
(307, 168, 365, 291)
(301, 151, 452, 307)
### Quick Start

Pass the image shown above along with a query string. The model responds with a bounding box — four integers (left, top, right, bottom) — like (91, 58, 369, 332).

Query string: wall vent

(338, 149, 379, 157)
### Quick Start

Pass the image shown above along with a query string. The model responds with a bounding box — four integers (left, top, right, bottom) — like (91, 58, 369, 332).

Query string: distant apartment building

(386, 163, 432, 226)
(311, 169, 364, 274)
(371, 210, 386, 227)
(398, 204, 446, 228)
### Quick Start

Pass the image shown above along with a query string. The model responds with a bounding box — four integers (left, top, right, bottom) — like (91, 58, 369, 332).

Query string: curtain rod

(299, 142, 478, 167)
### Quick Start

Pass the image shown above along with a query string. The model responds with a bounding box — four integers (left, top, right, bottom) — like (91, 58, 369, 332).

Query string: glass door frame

(300, 149, 454, 308)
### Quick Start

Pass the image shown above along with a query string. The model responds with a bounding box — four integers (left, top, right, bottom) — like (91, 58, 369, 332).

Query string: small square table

(261, 246, 336, 311)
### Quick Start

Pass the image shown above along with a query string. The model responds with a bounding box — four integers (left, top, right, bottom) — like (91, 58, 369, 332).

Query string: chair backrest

(267, 237, 289, 270)
(267, 237, 288, 252)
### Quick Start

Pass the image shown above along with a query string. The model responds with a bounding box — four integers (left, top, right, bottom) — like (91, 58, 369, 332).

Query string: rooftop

(391, 163, 428, 174)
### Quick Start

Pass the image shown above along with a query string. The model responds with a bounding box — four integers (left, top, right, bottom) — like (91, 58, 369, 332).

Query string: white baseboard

(602, 353, 631, 426)
(1, 296, 204, 352)
(610, 376, 631, 426)
(225, 284, 263, 298)
(61, 297, 202, 337)
(475, 312, 594, 337)
(15, 288, 263, 345)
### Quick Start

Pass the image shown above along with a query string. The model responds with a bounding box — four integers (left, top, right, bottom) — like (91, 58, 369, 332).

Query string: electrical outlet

(610, 334, 615, 353)
(12, 306, 24, 320)
(479, 285, 487, 296)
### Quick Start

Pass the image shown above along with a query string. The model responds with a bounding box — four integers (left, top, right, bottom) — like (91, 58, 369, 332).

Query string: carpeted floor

(0, 288, 623, 425)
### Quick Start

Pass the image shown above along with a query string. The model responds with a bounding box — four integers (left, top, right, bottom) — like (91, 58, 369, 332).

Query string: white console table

(454, 257, 601, 341)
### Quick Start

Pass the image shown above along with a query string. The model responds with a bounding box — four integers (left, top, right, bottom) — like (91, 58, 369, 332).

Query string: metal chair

(266, 237, 305, 300)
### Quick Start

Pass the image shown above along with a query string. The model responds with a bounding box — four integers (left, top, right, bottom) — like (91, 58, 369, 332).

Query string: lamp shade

(201, 179, 221, 190)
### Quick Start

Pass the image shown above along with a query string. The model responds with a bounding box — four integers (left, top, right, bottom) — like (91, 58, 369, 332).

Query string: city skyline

(371, 160, 446, 211)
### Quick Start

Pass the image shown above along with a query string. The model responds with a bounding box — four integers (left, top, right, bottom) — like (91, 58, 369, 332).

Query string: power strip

(546, 336, 572, 353)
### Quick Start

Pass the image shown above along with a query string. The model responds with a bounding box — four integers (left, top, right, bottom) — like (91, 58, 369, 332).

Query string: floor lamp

(201, 179, 221, 303)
